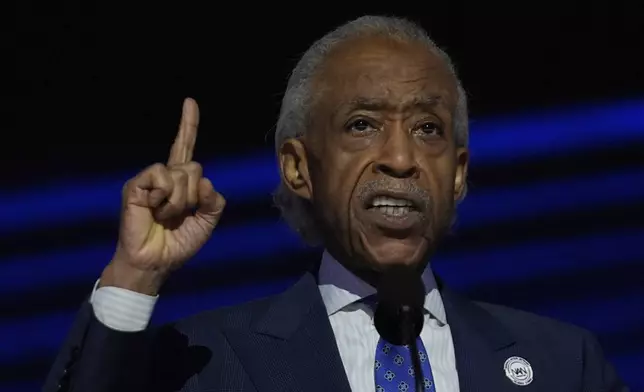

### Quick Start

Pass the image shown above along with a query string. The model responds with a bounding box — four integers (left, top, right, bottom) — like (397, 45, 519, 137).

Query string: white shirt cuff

(90, 279, 158, 332)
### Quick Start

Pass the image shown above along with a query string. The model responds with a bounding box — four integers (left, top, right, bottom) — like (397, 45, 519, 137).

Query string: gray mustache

(357, 179, 432, 211)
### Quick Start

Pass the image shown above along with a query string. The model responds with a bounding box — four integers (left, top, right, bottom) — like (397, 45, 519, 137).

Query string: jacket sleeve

(580, 330, 630, 392)
(42, 300, 153, 392)
(42, 300, 245, 392)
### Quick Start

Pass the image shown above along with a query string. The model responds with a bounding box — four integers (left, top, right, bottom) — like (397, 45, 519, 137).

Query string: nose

(374, 129, 419, 179)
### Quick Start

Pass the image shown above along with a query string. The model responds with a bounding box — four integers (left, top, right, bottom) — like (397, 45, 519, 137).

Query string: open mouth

(366, 195, 420, 218)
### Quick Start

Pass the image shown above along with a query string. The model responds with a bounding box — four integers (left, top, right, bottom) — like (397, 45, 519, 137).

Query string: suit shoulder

(475, 301, 594, 344)
(170, 292, 277, 332)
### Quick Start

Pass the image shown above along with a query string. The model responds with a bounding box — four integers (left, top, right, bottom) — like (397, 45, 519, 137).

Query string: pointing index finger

(168, 98, 200, 166)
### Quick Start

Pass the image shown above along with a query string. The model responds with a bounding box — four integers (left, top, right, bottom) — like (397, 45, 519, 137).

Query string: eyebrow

(346, 95, 444, 112)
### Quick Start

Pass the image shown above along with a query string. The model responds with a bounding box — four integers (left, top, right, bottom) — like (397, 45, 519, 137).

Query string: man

(44, 15, 627, 392)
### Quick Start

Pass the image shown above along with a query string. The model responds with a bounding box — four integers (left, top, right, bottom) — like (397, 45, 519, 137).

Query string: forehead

(312, 35, 458, 109)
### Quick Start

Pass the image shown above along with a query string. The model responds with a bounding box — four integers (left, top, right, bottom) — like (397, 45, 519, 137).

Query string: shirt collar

(317, 250, 447, 325)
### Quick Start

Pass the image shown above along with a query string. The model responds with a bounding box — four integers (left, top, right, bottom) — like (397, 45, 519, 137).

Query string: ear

(454, 147, 469, 201)
(278, 138, 313, 201)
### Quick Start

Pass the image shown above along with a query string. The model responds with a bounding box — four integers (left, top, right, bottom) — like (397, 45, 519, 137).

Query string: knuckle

(122, 179, 132, 193)
(148, 163, 171, 183)
(212, 190, 226, 205)
(121, 180, 134, 199)
(173, 161, 202, 179)
(185, 161, 203, 174)
(171, 168, 189, 183)
(149, 162, 167, 172)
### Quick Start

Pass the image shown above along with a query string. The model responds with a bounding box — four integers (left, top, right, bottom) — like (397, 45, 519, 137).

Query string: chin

(363, 237, 428, 269)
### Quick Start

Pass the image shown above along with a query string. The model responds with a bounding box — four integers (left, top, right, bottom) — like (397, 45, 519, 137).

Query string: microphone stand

(374, 266, 425, 392)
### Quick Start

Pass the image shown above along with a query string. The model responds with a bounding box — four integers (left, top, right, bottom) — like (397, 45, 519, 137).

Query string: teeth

(373, 206, 411, 216)
(371, 196, 413, 207)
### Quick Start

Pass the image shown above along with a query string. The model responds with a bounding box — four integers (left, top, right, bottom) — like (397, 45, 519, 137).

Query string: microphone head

(374, 265, 425, 345)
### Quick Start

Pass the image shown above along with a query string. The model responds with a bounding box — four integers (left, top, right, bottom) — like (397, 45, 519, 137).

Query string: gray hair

(273, 15, 469, 245)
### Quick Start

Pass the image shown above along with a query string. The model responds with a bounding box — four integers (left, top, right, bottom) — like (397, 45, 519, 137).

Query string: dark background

(5, 2, 644, 391)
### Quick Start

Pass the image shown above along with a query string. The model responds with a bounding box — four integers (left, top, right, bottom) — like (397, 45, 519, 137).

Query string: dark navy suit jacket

(43, 272, 627, 392)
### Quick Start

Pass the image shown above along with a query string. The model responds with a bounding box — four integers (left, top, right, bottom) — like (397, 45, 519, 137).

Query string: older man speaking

(44, 15, 627, 392)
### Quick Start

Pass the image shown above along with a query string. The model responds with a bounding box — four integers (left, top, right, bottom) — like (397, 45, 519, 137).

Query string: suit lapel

(221, 269, 560, 392)
(223, 273, 352, 392)
(441, 285, 515, 392)
(441, 285, 556, 392)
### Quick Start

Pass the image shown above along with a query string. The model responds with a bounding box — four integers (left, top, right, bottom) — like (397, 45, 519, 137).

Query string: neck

(324, 242, 431, 290)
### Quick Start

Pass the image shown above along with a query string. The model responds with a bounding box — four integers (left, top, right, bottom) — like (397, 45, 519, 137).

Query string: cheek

(318, 155, 370, 219)
(422, 158, 457, 202)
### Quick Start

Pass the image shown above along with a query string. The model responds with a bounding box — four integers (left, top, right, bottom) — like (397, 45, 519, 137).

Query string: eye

(415, 121, 443, 137)
(347, 119, 377, 134)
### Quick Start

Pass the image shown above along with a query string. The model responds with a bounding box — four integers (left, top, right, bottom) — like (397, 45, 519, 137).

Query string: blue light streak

(1, 99, 642, 235)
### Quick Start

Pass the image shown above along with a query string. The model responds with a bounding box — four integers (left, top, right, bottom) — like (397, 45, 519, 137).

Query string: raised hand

(101, 98, 226, 294)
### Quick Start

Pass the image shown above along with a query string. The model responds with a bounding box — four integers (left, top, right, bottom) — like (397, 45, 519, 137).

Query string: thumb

(195, 177, 226, 227)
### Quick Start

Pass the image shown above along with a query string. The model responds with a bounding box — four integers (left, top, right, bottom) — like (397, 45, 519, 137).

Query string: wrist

(99, 262, 167, 296)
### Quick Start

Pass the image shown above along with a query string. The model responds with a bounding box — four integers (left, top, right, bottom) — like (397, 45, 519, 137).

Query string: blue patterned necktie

(374, 334, 436, 392)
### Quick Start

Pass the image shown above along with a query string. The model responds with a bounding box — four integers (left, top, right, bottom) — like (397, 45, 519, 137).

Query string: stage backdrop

(1, 99, 643, 391)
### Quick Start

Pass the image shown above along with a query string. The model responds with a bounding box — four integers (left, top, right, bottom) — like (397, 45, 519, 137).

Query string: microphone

(374, 265, 425, 391)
